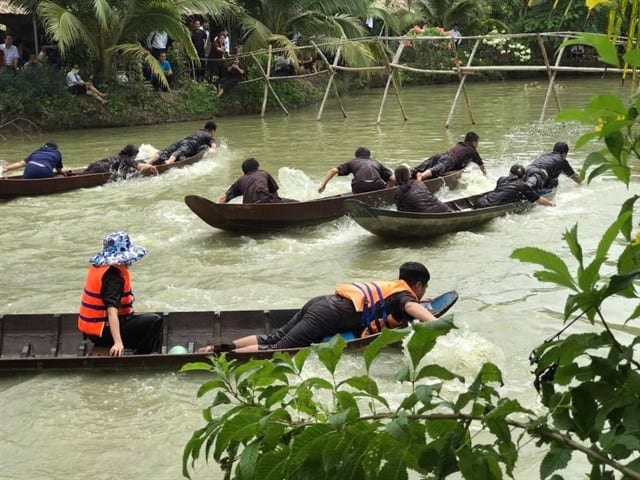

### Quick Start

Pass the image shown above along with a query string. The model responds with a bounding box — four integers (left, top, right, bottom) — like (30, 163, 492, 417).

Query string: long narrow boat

(184, 169, 463, 233)
(0, 291, 457, 372)
(345, 190, 555, 239)
(0, 150, 206, 199)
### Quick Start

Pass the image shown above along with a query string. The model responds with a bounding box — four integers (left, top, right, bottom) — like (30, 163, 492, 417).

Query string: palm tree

(11, 0, 234, 87)
(235, 0, 397, 69)
(414, 0, 491, 32)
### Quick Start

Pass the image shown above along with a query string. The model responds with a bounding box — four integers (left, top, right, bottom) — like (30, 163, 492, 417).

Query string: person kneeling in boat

(78, 232, 162, 357)
(1, 142, 67, 179)
(415, 132, 487, 180)
(394, 165, 453, 213)
(198, 262, 435, 353)
(84, 144, 158, 179)
(318, 147, 395, 194)
(218, 157, 298, 204)
(473, 164, 555, 209)
(148, 121, 217, 166)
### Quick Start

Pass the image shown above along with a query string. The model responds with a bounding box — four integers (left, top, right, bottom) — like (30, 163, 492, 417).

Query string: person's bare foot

(197, 345, 215, 353)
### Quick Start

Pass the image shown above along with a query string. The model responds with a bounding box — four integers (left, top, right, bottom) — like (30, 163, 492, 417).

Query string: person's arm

(569, 172, 582, 184)
(218, 182, 241, 203)
(136, 162, 158, 175)
(536, 197, 555, 207)
(107, 307, 125, 356)
(1, 159, 26, 174)
(318, 167, 338, 193)
(404, 301, 436, 322)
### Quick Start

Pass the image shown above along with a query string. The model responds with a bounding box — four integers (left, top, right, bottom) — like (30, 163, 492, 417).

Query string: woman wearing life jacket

(198, 262, 435, 353)
(78, 231, 162, 356)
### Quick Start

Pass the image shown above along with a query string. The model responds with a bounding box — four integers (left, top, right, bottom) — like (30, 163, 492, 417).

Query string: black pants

(90, 313, 163, 354)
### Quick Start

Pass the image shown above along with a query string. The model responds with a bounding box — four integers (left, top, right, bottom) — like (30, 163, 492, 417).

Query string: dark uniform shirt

(336, 157, 393, 193)
(395, 179, 452, 213)
(224, 169, 282, 203)
(101, 266, 126, 309)
(157, 129, 214, 164)
(473, 175, 540, 209)
(527, 152, 576, 179)
(84, 154, 139, 177)
(415, 141, 483, 177)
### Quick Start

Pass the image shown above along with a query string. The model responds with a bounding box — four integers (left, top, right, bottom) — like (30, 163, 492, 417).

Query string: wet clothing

(224, 169, 296, 204)
(473, 175, 540, 209)
(84, 153, 141, 178)
(79, 265, 162, 354)
(256, 284, 418, 349)
(415, 141, 483, 177)
(156, 129, 214, 164)
(336, 157, 393, 194)
(395, 179, 452, 213)
(23, 145, 63, 179)
(525, 152, 576, 189)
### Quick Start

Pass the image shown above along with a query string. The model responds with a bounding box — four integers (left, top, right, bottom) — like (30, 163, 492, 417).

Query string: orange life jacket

(335, 280, 417, 337)
(78, 265, 134, 337)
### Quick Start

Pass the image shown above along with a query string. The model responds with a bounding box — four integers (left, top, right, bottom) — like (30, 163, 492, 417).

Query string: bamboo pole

(376, 42, 406, 124)
(445, 38, 480, 128)
(537, 34, 561, 112)
(250, 51, 289, 116)
(539, 45, 566, 123)
(376, 41, 407, 123)
(261, 46, 272, 117)
(313, 42, 343, 121)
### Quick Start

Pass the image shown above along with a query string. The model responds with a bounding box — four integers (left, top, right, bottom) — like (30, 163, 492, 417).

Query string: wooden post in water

(537, 34, 562, 114)
(539, 45, 566, 123)
(315, 43, 344, 121)
(250, 51, 289, 116)
(261, 45, 273, 117)
(445, 38, 480, 128)
(376, 42, 405, 124)
(376, 41, 407, 123)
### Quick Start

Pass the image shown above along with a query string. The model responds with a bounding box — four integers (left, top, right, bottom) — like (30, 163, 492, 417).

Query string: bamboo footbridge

(223, 31, 623, 128)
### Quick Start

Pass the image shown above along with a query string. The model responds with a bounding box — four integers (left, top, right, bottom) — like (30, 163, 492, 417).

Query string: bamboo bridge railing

(211, 32, 623, 128)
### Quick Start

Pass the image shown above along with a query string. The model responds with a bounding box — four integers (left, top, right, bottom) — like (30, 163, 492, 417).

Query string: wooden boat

(184, 169, 463, 233)
(0, 150, 206, 199)
(345, 190, 555, 239)
(0, 291, 458, 372)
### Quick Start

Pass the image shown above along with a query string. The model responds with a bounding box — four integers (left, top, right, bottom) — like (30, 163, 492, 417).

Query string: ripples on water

(1, 78, 637, 479)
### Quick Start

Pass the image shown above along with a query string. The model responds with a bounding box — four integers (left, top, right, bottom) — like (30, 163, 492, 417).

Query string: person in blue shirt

(151, 52, 173, 91)
(1, 142, 66, 179)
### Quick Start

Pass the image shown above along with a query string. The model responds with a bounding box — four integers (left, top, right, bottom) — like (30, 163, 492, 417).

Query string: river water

(1, 78, 638, 479)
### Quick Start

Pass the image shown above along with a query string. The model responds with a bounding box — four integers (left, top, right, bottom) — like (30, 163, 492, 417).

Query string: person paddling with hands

(199, 261, 436, 353)
(318, 147, 395, 194)
(1, 142, 68, 179)
(78, 232, 162, 357)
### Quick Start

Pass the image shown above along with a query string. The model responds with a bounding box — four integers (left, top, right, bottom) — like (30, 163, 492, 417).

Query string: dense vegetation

(0, 0, 612, 132)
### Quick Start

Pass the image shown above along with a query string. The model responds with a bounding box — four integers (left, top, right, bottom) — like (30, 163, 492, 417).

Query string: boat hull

(345, 190, 555, 239)
(0, 291, 458, 372)
(0, 151, 206, 199)
(184, 170, 463, 233)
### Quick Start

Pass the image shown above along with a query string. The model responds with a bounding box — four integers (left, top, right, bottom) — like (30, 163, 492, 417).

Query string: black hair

(354, 147, 370, 158)
(509, 163, 525, 178)
(44, 141, 58, 150)
(552, 141, 569, 154)
(394, 165, 411, 185)
(241, 157, 259, 174)
(464, 132, 479, 143)
(120, 144, 139, 157)
(399, 262, 430, 285)
(204, 121, 217, 132)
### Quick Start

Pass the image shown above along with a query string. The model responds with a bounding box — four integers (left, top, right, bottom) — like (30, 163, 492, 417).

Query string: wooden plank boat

(345, 190, 556, 239)
(184, 169, 463, 233)
(0, 150, 206, 199)
(0, 291, 458, 372)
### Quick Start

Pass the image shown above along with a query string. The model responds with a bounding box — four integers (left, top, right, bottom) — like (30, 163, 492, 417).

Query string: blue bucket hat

(90, 231, 148, 267)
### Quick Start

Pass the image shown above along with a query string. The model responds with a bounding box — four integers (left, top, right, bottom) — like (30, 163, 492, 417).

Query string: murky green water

(1, 77, 638, 479)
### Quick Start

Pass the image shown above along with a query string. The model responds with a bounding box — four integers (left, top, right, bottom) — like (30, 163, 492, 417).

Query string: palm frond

(37, 2, 98, 54)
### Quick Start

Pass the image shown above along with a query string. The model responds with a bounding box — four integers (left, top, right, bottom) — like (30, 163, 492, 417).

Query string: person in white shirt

(66, 65, 108, 104)
(214, 27, 230, 54)
(448, 25, 462, 46)
(147, 31, 168, 58)
(0, 34, 20, 69)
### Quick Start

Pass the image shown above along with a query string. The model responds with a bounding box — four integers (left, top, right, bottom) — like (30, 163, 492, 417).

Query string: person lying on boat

(415, 132, 487, 180)
(1, 142, 68, 179)
(84, 144, 158, 179)
(394, 165, 453, 213)
(317, 147, 396, 194)
(198, 261, 436, 353)
(148, 121, 217, 166)
(524, 141, 581, 190)
(217, 157, 298, 204)
(78, 232, 162, 357)
(473, 164, 555, 209)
